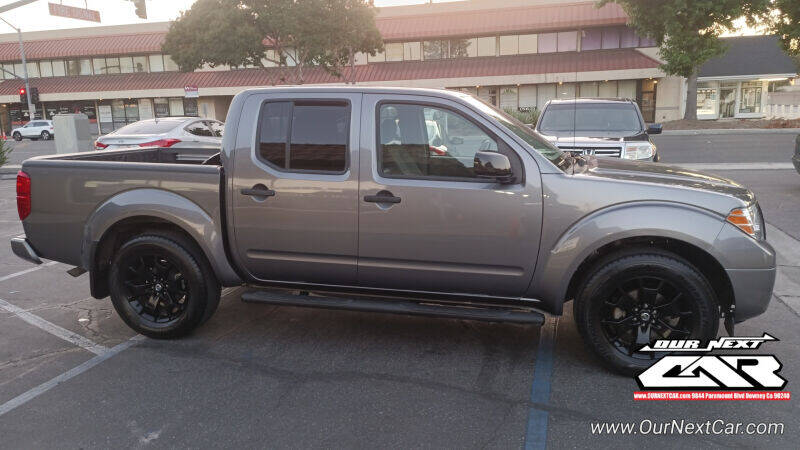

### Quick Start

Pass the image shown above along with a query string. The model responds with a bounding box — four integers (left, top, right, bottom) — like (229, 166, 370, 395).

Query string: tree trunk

(348, 50, 356, 84)
(684, 70, 698, 121)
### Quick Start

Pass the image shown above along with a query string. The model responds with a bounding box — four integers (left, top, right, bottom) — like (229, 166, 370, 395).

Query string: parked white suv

(11, 120, 55, 141)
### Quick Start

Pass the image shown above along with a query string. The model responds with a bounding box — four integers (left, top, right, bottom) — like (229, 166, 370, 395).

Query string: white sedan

(95, 117, 224, 151)
(11, 120, 55, 141)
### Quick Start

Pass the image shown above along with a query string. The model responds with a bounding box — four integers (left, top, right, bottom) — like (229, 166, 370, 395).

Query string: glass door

(719, 86, 737, 118)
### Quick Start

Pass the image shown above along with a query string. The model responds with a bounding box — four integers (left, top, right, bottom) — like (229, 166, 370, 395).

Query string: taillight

(139, 138, 181, 148)
(95, 141, 108, 150)
(16, 171, 31, 221)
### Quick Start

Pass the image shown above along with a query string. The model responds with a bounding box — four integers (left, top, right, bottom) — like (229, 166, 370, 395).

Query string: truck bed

(19, 147, 224, 268)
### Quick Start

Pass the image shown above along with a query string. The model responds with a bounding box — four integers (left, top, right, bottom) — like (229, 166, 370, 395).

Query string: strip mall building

(0, 0, 796, 133)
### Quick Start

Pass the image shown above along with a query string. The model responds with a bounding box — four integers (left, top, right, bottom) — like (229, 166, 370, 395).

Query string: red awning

(0, 49, 660, 96)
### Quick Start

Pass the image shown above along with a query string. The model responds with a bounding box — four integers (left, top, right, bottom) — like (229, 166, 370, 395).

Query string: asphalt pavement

(0, 132, 798, 448)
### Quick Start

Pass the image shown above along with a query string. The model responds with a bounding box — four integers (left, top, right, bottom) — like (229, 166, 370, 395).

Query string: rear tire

(40, 131, 50, 140)
(109, 232, 220, 339)
(574, 248, 719, 376)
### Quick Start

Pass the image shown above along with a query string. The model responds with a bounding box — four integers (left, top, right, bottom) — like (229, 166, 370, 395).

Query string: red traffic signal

(18, 87, 25, 95)
(18, 87, 26, 103)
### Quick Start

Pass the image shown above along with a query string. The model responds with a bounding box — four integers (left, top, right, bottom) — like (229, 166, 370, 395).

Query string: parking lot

(1, 134, 799, 448)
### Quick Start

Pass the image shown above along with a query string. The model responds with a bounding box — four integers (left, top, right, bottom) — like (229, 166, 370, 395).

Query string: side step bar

(241, 290, 545, 325)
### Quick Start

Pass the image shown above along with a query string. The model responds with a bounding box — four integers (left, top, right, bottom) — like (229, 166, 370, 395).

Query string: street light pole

(16, 27, 34, 120)
(0, 0, 40, 121)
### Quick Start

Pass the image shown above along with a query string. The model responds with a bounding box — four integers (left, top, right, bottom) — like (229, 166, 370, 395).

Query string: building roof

(0, 49, 660, 95)
(0, 2, 628, 61)
(698, 35, 798, 78)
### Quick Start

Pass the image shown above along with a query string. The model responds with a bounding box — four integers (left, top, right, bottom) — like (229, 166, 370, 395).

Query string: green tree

(162, 0, 383, 84)
(600, 0, 770, 120)
(770, 0, 800, 61)
(0, 139, 12, 168)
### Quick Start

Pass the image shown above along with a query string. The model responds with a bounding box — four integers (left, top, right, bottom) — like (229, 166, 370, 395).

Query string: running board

(241, 290, 545, 325)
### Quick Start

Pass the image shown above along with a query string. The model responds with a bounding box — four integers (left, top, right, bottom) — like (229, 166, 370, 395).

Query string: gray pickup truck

(12, 87, 775, 375)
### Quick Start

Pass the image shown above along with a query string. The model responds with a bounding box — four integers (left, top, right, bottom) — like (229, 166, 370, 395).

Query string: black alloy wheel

(13, 132, 21, 141)
(599, 275, 695, 361)
(40, 131, 50, 140)
(109, 233, 220, 338)
(121, 252, 190, 325)
(574, 248, 718, 375)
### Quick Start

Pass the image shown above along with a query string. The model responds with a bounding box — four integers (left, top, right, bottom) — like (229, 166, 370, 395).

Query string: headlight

(726, 203, 765, 240)
(623, 142, 655, 160)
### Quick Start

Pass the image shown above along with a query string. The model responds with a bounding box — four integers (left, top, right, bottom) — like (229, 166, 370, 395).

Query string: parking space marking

(0, 335, 144, 417)
(676, 162, 794, 171)
(524, 316, 559, 450)
(0, 298, 109, 355)
(0, 261, 58, 283)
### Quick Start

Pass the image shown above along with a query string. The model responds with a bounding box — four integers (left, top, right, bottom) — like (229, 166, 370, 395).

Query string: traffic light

(18, 87, 26, 103)
(132, 0, 146, 19)
(30, 87, 39, 103)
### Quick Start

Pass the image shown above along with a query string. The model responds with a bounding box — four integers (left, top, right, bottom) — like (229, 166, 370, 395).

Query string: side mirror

(647, 123, 663, 135)
(474, 151, 514, 183)
(449, 136, 464, 145)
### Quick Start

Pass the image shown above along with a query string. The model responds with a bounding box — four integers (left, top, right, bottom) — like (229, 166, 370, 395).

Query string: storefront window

(105, 57, 121, 74)
(449, 38, 476, 58)
(477, 86, 498, 106)
(169, 98, 185, 116)
(67, 59, 92, 76)
(39, 60, 53, 77)
(2, 63, 14, 79)
(26, 62, 39, 78)
(132, 56, 148, 72)
(739, 81, 762, 114)
(111, 99, 126, 129)
(557, 82, 576, 99)
(477, 36, 496, 57)
(154, 98, 170, 117)
(403, 42, 421, 61)
(696, 82, 718, 116)
(125, 100, 140, 123)
(499, 35, 518, 56)
(183, 98, 199, 117)
(92, 58, 107, 74)
(423, 41, 446, 60)
(519, 34, 538, 54)
(148, 54, 165, 72)
(598, 80, 618, 97)
(139, 99, 154, 120)
(367, 50, 385, 63)
(557, 31, 578, 52)
(385, 43, 403, 62)
(499, 86, 518, 110)
(163, 55, 179, 71)
(538, 33, 557, 53)
(51, 60, 65, 77)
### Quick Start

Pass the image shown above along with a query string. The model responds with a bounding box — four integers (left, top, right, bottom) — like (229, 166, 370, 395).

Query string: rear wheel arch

(90, 216, 218, 299)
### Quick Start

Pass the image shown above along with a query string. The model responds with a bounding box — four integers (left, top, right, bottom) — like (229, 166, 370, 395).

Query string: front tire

(109, 233, 220, 339)
(574, 248, 719, 376)
(13, 132, 21, 141)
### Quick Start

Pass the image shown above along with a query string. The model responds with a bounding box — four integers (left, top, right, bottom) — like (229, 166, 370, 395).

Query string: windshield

(111, 119, 183, 135)
(461, 94, 571, 171)
(539, 103, 643, 134)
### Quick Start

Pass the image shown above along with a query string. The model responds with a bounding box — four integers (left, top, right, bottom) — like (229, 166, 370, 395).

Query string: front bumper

(10, 236, 42, 265)
(726, 267, 776, 322)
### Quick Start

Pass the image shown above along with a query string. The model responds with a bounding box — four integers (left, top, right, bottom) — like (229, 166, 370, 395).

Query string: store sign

(184, 85, 199, 98)
(48, 3, 101, 23)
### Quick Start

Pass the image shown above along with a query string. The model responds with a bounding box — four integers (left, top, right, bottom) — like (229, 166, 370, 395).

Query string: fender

(527, 201, 727, 314)
(82, 188, 242, 286)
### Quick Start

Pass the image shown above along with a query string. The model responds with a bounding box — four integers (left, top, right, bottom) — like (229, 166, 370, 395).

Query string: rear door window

(257, 100, 349, 173)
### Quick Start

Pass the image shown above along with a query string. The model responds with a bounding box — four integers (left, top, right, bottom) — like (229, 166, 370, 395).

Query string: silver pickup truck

(11, 87, 775, 375)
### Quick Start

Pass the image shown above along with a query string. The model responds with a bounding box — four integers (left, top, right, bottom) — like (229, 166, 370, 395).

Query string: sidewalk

(662, 128, 800, 136)
(0, 164, 20, 176)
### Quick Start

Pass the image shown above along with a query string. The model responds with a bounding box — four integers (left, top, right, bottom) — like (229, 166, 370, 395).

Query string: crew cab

(536, 98, 661, 161)
(11, 87, 775, 375)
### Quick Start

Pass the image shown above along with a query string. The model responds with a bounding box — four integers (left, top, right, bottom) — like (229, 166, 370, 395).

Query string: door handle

(241, 187, 276, 197)
(364, 191, 401, 204)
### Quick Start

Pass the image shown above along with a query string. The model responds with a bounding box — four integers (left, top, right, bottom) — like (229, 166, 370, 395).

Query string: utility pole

(0, 0, 40, 121)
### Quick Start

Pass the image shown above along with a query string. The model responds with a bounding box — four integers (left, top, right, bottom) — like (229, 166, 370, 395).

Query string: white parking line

(0, 298, 109, 355)
(0, 261, 58, 283)
(0, 335, 144, 417)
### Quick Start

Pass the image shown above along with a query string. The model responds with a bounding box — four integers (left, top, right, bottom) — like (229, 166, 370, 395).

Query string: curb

(0, 164, 20, 175)
(661, 128, 800, 136)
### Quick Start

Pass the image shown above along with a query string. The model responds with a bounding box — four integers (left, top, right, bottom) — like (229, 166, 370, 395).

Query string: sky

(0, 0, 447, 34)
